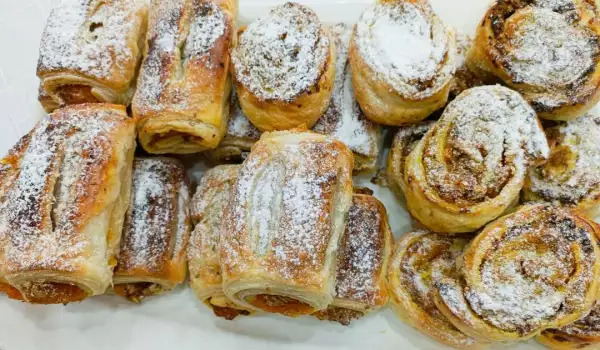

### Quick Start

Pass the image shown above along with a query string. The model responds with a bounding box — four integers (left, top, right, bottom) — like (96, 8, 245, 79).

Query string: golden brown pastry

(467, 0, 600, 120)
(312, 23, 381, 172)
(37, 0, 147, 112)
(450, 33, 485, 100)
(349, 0, 456, 125)
(388, 230, 486, 349)
(0, 104, 136, 304)
(524, 112, 600, 220)
(230, 2, 336, 131)
(133, 0, 236, 154)
(313, 193, 393, 325)
(402, 85, 549, 233)
(188, 165, 252, 320)
(434, 204, 600, 342)
(538, 303, 600, 350)
(113, 157, 191, 303)
(220, 130, 354, 316)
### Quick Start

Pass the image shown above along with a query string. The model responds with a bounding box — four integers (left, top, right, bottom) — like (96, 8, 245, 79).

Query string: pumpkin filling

(249, 294, 314, 316)
(20, 282, 87, 304)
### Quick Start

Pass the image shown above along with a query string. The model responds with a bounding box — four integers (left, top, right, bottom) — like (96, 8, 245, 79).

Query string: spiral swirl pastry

(467, 0, 600, 120)
(524, 112, 600, 220)
(434, 204, 600, 342)
(349, 0, 456, 125)
(388, 230, 487, 349)
(537, 303, 600, 350)
(403, 85, 549, 233)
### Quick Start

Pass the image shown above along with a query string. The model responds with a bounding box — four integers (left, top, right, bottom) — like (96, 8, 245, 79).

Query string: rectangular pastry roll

(313, 192, 393, 325)
(220, 130, 354, 316)
(37, 0, 148, 112)
(133, 0, 237, 154)
(188, 165, 251, 319)
(113, 157, 191, 303)
(0, 104, 136, 304)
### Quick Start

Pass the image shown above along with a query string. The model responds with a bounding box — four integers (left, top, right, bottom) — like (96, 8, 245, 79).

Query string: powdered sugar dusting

(37, 0, 143, 79)
(422, 86, 549, 206)
(354, 1, 454, 97)
(231, 2, 330, 101)
(226, 89, 262, 139)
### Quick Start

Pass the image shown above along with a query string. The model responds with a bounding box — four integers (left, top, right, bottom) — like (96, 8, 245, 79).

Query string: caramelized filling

(21, 282, 88, 304)
(150, 131, 204, 147)
(0, 283, 23, 300)
(313, 306, 364, 326)
(56, 84, 100, 105)
(113, 282, 163, 303)
(212, 305, 250, 320)
(249, 294, 314, 316)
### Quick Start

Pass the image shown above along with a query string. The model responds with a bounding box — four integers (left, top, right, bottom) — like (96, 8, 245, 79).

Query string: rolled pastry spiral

(467, 0, 600, 120)
(523, 112, 600, 220)
(537, 302, 600, 350)
(388, 230, 486, 349)
(402, 85, 549, 233)
(434, 204, 600, 342)
(349, 0, 456, 125)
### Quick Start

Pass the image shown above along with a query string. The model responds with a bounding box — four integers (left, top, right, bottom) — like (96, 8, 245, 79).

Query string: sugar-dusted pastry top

(353, 0, 454, 97)
(231, 2, 330, 102)
(527, 112, 600, 205)
(313, 23, 379, 161)
(37, 0, 146, 81)
(0, 104, 133, 275)
(133, 0, 233, 113)
(225, 89, 262, 140)
(116, 157, 189, 273)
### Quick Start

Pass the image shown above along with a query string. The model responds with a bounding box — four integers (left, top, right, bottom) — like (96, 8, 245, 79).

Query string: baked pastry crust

(403, 85, 549, 233)
(388, 230, 486, 349)
(231, 3, 335, 131)
(220, 130, 354, 316)
(434, 204, 600, 342)
(113, 157, 191, 303)
(188, 165, 251, 320)
(37, 0, 147, 112)
(349, 0, 456, 125)
(0, 104, 135, 304)
(537, 303, 600, 350)
(467, 0, 600, 120)
(133, 0, 237, 154)
(523, 112, 600, 220)
(313, 193, 393, 325)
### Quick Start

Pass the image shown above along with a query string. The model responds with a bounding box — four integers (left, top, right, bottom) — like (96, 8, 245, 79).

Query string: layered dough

(113, 157, 191, 303)
(0, 104, 136, 304)
(133, 0, 237, 154)
(467, 0, 600, 120)
(231, 3, 335, 131)
(349, 0, 456, 125)
(188, 165, 251, 320)
(313, 193, 392, 325)
(37, 0, 147, 112)
(434, 204, 600, 342)
(401, 85, 549, 233)
(220, 130, 354, 316)
(538, 303, 600, 350)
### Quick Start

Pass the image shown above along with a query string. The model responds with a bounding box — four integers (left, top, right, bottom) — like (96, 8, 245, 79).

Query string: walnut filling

(211, 305, 251, 320)
(20, 282, 88, 304)
(113, 282, 164, 303)
(56, 84, 100, 105)
(313, 306, 364, 326)
(249, 294, 314, 316)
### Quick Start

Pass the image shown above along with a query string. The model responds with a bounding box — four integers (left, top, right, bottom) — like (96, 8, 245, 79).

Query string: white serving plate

(0, 0, 546, 349)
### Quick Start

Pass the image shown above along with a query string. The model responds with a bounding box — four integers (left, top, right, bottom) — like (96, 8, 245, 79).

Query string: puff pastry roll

(467, 0, 600, 121)
(112, 157, 191, 303)
(0, 104, 136, 304)
(220, 130, 354, 316)
(538, 303, 600, 350)
(402, 86, 549, 233)
(349, 0, 456, 125)
(37, 0, 147, 112)
(434, 204, 600, 342)
(312, 23, 381, 172)
(388, 230, 486, 349)
(313, 193, 392, 325)
(133, 0, 236, 154)
(524, 112, 600, 220)
(231, 2, 335, 131)
(188, 165, 252, 320)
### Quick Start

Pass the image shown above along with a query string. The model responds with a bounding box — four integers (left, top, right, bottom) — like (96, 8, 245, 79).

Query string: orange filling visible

(114, 282, 162, 303)
(56, 84, 100, 104)
(21, 282, 88, 304)
(249, 294, 314, 317)
(0, 283, 23, 300)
